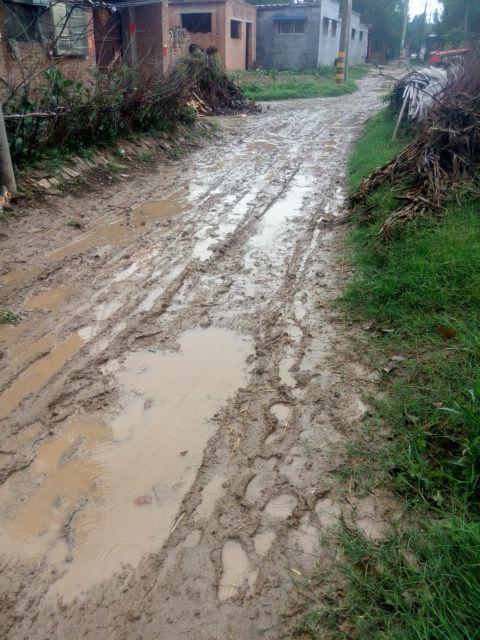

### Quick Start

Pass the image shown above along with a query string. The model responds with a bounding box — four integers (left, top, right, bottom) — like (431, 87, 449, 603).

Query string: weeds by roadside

(232, 67, 367, 101)
(0, 310, 20, 324)
(304, 108, 480, 638)
(4, 48, 249, 169)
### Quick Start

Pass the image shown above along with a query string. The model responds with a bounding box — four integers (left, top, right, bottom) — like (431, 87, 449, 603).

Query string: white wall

(317, 0, 340, 66)
(348, 11, 368, 65)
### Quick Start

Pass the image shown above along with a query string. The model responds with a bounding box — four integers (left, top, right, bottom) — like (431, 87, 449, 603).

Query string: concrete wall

(317, 0, 340, 66)
(0, 3, 96, 97)
(348, 11, 368, 65)
(256, 4, 321, 70)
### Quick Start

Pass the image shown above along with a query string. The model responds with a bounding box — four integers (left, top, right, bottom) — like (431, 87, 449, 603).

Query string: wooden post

(0, 104, 16, 195)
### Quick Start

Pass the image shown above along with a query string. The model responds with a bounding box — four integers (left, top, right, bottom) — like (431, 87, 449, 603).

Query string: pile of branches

(166, 45, 259, 115)
(4, 48, 256, 166)
(351, 53, 480, 240)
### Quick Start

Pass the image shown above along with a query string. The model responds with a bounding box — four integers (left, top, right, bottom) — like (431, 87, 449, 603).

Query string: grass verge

(232, 67, 367, 101)
(305, 108, 480, 638)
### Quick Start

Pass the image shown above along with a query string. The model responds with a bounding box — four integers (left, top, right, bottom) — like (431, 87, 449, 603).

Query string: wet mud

(0, 73, 395, 639)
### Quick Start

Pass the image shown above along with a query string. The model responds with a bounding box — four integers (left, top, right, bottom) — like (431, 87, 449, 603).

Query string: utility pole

(336, 0, 352, 84)
(400, 0, 409, 60)
(0, 105, 16, 195)
(464, 0, 469, 37)
(418, 1, 427, 60)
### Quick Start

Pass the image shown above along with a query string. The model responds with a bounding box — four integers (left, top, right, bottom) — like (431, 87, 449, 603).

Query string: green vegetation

(0, 310, 20, 324)
(233, 67, 367, 101)
(307, 108, 480, 638)
(66, 218, 83, 229)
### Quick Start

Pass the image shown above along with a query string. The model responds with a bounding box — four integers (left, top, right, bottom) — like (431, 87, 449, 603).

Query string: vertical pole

(464, 0, 469, 37)
(0, 105, 16, 195)
(418, 1, 427, 58)
(400, 0, 409, 59)
(336, 0, 352, 84)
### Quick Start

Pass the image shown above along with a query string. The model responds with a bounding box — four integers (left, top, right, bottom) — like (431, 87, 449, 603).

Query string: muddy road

(0, 74, 391, 639)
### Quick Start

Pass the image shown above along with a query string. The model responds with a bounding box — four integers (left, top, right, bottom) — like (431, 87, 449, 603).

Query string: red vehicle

(429, 48, 471, 67)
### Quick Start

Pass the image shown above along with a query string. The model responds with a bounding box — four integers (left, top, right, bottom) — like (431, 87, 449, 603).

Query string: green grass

(0, 309, 20, 324)
(232, 67, 368, 101)
(304, 108, 480, 639)
(346, 108, 409, 193)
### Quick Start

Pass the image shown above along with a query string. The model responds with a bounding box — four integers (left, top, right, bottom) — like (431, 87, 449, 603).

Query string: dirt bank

(0, 73, 392, 639)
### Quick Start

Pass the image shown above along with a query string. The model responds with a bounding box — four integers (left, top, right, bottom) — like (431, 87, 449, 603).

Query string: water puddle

(0, 332, 85, 421)
(13, 334, 56, 368)
(0, 322, 24, 347)
(131, 188, 188, 227)
(195, 475, 225, 520)
(1, 267, 41, 287)
(246, 172, 314, 266)
(253, 529, 276, 557)
(218, 539, 249, 601)
(25, 286, 67, 312)
(0, 327, 251, 598)
(263, 493, 297, 520)
(48, 220, 127, 262)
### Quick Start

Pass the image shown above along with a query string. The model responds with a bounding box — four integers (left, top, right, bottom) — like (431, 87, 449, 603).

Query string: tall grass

(305, 108, 480, 638)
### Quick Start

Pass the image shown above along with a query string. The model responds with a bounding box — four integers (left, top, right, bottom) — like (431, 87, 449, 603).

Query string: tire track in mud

(0, 73, 395, 639)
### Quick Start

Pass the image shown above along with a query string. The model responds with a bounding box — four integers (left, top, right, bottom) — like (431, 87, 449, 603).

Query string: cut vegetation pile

(169, 45, 259, 114)
(351, 53, 480, 239)
(3, 48, 253, 167)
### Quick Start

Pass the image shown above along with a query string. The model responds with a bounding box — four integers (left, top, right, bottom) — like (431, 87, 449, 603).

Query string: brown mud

(0, 74, 395, 639)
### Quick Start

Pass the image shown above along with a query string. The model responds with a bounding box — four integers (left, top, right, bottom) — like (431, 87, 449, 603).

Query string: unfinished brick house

(93, 0, 190, 75)
(169, 0, 256, 71)
(93, 0, 189, 75)
(0, 0, 97, 94)
(0, 0, 189, 99)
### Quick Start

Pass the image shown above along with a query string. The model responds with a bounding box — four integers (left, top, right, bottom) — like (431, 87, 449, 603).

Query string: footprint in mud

(218, 539, 253, 601)
(269, 402, 292, 426)
(263, 493, 297, 520)
(253, 529, 276, 557)
(315, 495, 342, 529)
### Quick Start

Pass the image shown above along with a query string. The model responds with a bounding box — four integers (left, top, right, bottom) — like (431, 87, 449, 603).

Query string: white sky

(409, 0, 443, 19)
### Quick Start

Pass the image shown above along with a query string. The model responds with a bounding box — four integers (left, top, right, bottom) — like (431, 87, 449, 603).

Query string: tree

(352, 0, 404, 58)
(437, 0, 480, 47)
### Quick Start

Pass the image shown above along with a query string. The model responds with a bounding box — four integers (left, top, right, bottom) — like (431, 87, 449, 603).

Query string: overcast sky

(409, 0, 443, 19)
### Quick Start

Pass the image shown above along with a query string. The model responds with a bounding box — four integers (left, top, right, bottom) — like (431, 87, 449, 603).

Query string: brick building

(169, 0, 256, 71)
(0, 0, 189, 99)
(0, 0, 97, 95)
(93, 0, 189, 75)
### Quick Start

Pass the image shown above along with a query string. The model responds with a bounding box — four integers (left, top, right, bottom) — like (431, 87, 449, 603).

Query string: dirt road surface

(0, 74, 392, 639)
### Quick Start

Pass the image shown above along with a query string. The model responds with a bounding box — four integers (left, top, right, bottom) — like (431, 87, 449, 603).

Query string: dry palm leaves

(351, 53, 480, 240)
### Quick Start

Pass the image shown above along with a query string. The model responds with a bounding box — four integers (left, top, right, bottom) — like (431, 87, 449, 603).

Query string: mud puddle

(0, 332, 85, 421)
(0, 327, 252, 598)
(25, 286, 68, 312)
